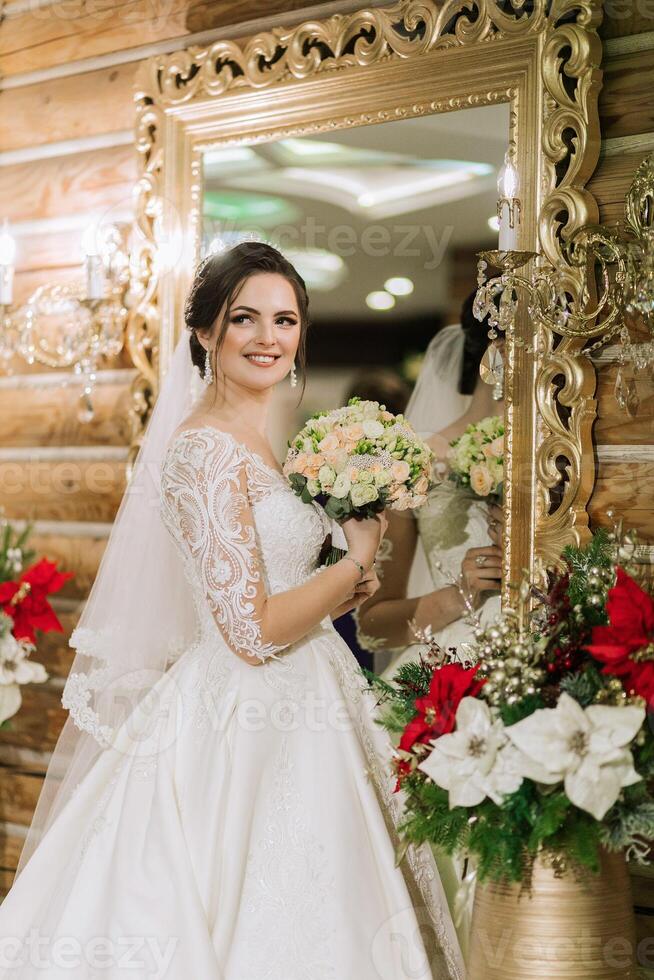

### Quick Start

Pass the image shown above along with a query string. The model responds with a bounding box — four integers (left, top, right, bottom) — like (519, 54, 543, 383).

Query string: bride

(356, 290, 505, 677)
(0, 241, 464, 980)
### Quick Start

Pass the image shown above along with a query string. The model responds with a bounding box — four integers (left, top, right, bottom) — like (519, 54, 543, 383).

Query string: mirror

(129, 0, 602, 613)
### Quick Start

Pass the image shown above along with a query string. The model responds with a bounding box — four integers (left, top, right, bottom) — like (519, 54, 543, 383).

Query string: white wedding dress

(0, 425, 464, 980)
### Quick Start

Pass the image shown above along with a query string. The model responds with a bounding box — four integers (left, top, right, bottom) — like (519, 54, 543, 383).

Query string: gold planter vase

(467, 849, 637, 980)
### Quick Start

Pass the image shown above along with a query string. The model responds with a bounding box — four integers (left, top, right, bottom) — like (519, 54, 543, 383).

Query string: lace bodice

(160, 426, 331, 663)
(416, 477, 492, 589)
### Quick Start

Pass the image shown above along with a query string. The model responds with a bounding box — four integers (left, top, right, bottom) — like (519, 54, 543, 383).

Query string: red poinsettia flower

(0, 558, 73, 644)
(585, 566, 654, 704)
(392, 663, 485, 792)
(399, 663, 485, 754)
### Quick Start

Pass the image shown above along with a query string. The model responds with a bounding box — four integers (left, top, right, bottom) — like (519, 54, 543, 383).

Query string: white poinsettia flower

(418, 697, 524, 808)
(0, 683, 21, 724)
(505, 692, 645, 820)
(0, 632, 48, 687)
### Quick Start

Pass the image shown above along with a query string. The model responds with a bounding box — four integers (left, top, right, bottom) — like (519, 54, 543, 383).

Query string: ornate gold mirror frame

(128, 0, 603, 601)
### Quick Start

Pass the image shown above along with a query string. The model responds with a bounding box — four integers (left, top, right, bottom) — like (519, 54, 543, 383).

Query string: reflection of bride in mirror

(356, 290, 505, 677)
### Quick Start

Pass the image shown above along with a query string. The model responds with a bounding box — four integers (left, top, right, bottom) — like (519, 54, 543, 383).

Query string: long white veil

(16, 330, 203, 877)
(404, 323, 471, 606)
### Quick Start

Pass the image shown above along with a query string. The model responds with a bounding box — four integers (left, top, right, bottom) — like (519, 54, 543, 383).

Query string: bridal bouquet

(447, 415, 503, 499)
(284, 397, 433, 558)
(364, 527, 654, 885)
(0, 509, 72, 727)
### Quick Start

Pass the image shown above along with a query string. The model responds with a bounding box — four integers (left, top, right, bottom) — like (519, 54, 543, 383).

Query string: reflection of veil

(16, 332, 203, 877)
(404, 324, 471, 606)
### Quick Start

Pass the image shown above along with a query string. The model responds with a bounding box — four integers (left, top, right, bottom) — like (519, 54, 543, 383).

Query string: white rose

(306, 479, 321, 497)
(374, 469, 392, 488)
(331, 472, 352, 499)
(318, 464, 336, 487)
(362, 419, 384, 439)
(351, 483, 379, 507)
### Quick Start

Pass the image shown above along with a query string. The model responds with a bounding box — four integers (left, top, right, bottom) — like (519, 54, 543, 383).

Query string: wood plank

(0, 867, 16, 897)
(594, 362, 654, 445)
(600, 5, 654, 40)
(0, 456, 127, 523)
(0, 347, 133, 377)
(589, 460, 654, 540)
(0, 62, 138, 153)
(599, 49, 654, 141)
(32, 531, 106, 601)
(0, 686, 67, 752)
(589, 149, 654, 214)
(0, 767, 43, 826)
(0, 0, 339, 77)
(0, 144, 137, 225)
(34, 608, 79, 680)
(23, 528, 107, 600)
(0, 826, 26, 872)
(0, 372, 134, 447)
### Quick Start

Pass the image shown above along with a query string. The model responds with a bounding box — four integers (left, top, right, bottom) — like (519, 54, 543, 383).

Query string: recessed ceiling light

(384, 276, 414, 296)
(366, 291, 395, 311)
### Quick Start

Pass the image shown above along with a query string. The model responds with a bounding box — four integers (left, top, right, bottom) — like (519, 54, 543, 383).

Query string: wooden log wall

(1, 0, 653, 950)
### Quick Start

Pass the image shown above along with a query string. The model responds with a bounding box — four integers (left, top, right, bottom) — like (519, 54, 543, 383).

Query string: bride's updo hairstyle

(184, 240, 311, 401)
(458, 287, 500, 395)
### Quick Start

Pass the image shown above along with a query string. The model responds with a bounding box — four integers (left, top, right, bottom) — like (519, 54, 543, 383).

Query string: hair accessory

(204, 347, 214, 386)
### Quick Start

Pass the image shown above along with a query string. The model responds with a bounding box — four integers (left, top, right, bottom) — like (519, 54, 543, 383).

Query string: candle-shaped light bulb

(82, 221, 100, 257)
(497, 152, 519, 199)
(82, 221, 105, 300)
(0, 219, 16, 305)
(497, 152, 519, 251)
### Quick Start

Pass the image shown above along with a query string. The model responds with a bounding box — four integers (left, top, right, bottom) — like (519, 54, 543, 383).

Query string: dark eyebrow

(230, 305, 298, 316)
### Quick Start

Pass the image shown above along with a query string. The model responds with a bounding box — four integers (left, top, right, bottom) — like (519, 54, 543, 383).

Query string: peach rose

(304, 453, 326, 479)
(482, 436, 504, 460)
(390, 460, 411, 483)
(291, 452, 310, 475)
(318, 431, 340, 453)
(342, 424, 365, 442)
(469, 463, 494, 497)
(413, 474, 429, 494)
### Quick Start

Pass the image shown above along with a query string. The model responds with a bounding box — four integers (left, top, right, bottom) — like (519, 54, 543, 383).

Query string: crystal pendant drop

(614, 364, 639, 417)
(479, 342, 504, 386)
(77, 391, 95, 424)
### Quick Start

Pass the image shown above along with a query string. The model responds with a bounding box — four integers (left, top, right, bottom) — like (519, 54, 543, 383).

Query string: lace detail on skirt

(236, 734, 338, 979)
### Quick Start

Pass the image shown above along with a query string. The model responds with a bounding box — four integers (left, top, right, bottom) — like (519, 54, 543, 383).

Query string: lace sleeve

(160, 428, 288, 664)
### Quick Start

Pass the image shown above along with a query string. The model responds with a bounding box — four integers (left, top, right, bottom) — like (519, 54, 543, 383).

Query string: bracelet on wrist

(342, 554, 365, 581)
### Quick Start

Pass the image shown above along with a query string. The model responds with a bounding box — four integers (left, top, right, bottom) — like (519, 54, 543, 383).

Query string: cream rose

(318, 431, 340, 453)
(342, 424, 365, 442)
(351, 482, 379, 507)
(331, 472, 352, 498)
(469, 463, 494, 497)
(390, 460, 411, 483)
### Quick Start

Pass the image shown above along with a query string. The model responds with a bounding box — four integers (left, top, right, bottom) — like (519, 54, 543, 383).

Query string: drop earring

(290, 359, 298, 388)
(204, 348, 214, 386)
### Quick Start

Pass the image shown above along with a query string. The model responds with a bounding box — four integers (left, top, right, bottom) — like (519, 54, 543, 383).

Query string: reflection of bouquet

(0, 510, 72, 727)
(364, 528, 654, 885)
(284, 397, 433, 559)
(448, 415, 503, 499)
